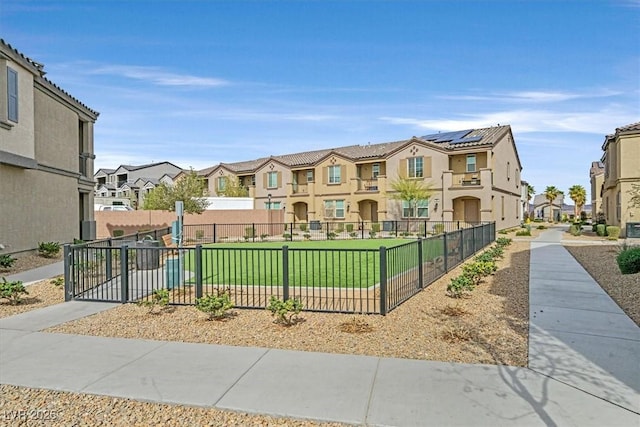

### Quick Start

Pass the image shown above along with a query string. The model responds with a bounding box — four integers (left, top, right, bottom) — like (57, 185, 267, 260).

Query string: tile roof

(616, 122, 640, 133)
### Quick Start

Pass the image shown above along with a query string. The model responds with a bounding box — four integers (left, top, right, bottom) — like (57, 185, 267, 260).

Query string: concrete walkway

(1, 232, 639, 426)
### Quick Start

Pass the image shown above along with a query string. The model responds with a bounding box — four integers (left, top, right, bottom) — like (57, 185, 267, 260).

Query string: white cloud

(88, 64, 229, 87)
(438, 89, 621, 103)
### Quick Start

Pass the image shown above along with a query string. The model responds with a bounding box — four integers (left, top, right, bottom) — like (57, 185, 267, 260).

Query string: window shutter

(424, 157, 432, 178)
(7, 68, 18, 122)
(263, 173, 267, 189)
(277, 171, 282, 188)
(340, 165, 346, 184)
(323, 166, 328, 184)
(399, 159, 407, 179)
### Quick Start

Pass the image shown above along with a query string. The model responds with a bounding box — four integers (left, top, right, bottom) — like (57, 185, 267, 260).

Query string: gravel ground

(0, 252, 62, 276)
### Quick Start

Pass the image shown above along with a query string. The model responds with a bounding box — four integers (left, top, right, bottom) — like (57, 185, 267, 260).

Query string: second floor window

(267, 172, 278, 188)
(408, 157, 423, 178)
(466, 155, 476, 173)
(328, 165, 341, 184)
(306, 170, 314, 182)
(7, 67, 18, 122)
(372, 163, 380, 178)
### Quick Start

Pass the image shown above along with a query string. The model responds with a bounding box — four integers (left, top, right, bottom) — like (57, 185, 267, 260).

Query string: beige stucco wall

(590, 172, 604, 215)
(1, 58, 36, 159)
(34, 88, 79, 171)
(254, 160, 289, 209)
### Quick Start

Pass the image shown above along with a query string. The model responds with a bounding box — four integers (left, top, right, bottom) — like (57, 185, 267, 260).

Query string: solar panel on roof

(450, 136, 483, 144)
(421, 129, 473, 143)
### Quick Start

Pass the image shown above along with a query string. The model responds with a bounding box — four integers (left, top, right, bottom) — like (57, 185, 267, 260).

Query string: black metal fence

(65, 222, 495, 315)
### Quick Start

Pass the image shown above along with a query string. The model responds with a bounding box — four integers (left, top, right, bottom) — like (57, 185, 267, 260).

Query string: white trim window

(466, 155, 476, 173)
(408, 157, 423, 178)
(402, 200, 429, 218)
(372, 163, 380, 178)
(324, 200, 345, 218)
(328, 165, 341, 184)
(217, 176, 227, 192)
(267, 171, 278, 189)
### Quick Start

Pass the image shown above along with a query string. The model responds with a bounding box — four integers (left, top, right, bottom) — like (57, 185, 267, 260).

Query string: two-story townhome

(195, 125, 522, 231)
(0, 39, 99, 254)
(589, 161, 605, 218)
(532, 194, 564, 222)
(600, 122, 640, 237)
(94, 162, 182, 208)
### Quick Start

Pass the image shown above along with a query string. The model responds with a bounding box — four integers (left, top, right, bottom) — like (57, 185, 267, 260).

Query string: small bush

(462, 261, 496, 286)
(113, 229, 125, 237)
(369, 230, 377, 239)
(244, 226, 256, 239)
(371, 223, 381, 233)
(345, 223, 354, 233)
(474, 251, 495, 263)
(335, 225, 344, 233)
(282, 233, 291, 239)
(299, 223, 308, 232)
(38, 241, 61, 258)
(138, 288, 170, 313)
(606, 226, 620, 240)
(498, 230, 508, 235)
(267, 296, 303, 325)
(0, 278, 28, 305)
(433, 223, 445, 234)
(0, 254, 16, 269)
(447, 275, 474, 298)
(533, 218, 543, 223)
(495, 237, 512, 247)
(515, 229, 531, 236)
(616, 247, 640, 274)
(50, 276, 64, 287)
(303, 233, 311, 240)
(486, 245, 504, 259)
(260, 233, 269, 241)
(537, 225, 547, 230)
(596, 224, 607, 237)
(327, 232, 337, 240)
(569, 224, 582, 236)
(196, 289, 234, 320)
(195, 229, 205, 240)
(349, 231, 358, 239)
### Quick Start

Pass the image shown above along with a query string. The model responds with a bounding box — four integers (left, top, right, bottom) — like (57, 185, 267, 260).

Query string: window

(324, 200, 345, 218)
(372, 163, 380, 178)
(267, 171, 278, 188)
(217, 176, 227, 192)
(616, 191, 621, 221)
(306, 170, 314, 182)
(7, 67, 18, 122)
(466, 155, 476, 173)
(328, 165, 341, 184)
(408, 157, 423, 178)
(402, 200, 429, 218)
(265, 201, 281, 210)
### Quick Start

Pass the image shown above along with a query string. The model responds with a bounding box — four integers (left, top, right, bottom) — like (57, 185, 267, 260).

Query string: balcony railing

(291, 183, 308, 194)
(357, 178, 379, 192)
(452, 173, 481, 187)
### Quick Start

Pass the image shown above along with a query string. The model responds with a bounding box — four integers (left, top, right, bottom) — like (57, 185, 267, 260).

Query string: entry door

(464, 199, 479, 223)
(371, 203, 378, 222)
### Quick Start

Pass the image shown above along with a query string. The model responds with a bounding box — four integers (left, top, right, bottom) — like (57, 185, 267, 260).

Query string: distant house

(590, 161, 605, 217)
(191, 125, 524, 230)
(600, 122, 640, 237)
(94, 162, 183, 208)
(532, 194, 564, 222)
(0, 39, 99, 253)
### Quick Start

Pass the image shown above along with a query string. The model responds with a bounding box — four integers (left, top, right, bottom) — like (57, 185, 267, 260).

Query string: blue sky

(2, 0, 639, 203)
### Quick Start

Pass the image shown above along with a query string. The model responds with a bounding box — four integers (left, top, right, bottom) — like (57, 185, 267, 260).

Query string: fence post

(379, 246, 387, 315)
(195, 245, 203, 299)
(443, 233, 449, 272)
(460, 229, 465, 260)
(417, 237, 423, 289)
(120, 245, 129, 303)
(106, 238, 113, 281)
(63, 244, 72, 302)
(282, 245, 289, 301)
(213, 224, 217, 244)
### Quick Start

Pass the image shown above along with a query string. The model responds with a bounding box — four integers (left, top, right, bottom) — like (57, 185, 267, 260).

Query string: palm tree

(390, 177, 433, 229)
(568, 185, 587, 219)
(543, 186, 563, 222)
(526, 185, 535, 220)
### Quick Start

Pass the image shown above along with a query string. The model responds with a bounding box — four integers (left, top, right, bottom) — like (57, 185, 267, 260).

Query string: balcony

(291, 183, 308, 194)
(452, 173, 481, 187)
(357, 178, 379, 192)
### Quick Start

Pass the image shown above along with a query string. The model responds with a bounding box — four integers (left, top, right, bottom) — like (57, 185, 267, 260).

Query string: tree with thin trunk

(142, 169, 210, 214)
(390, 177, 433, 229)
(543, 186, 563, 222)
(568, 185, 587, 218)
(526, 185, 535, 219)
(218, 175, 249, 197)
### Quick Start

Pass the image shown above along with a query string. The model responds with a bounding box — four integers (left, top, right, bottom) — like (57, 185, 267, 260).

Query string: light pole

(267, 194, 272, 229)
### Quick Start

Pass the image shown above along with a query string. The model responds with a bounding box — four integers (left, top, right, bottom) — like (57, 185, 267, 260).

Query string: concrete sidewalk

(1, 231, 639, 426)
(4, 261, 64, 285)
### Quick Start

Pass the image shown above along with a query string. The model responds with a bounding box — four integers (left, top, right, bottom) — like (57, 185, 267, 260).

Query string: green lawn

(185, 238, 444, 288)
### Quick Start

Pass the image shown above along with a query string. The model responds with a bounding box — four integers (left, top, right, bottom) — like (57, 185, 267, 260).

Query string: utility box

(136, 238, 160, 269)
(626, 222, 640, 238)
(166, 257, 180, 289)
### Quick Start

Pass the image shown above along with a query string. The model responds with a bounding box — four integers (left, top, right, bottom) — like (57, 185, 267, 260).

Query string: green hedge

(616, 247, 640, 274)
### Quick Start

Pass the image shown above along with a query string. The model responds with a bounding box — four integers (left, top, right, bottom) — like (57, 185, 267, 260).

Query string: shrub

(371, 223, 381, 233)
(462, 261, 496, 286)
(282, 233, 291, 239)
(196, 289, 234, 320)
(537, 225, 547, 230)
(447, 275, 474, 298)
(495, 237, 512, 247)
(335, 225, 344, 233)
(267, 296, 303, 325)
(0, 278, 28, 305)
(113, 229, 125, 237)
(345, 223, 354, 233)
(515, 229, 531, 236)
(0, 254, 16, 269)
(486, 245, 504, 259)
(606, 226, 620, 240)
(260, 233, 269, 241)
(474, 251, 495, 263)
(369, 230, 377, 239)
(498, 229, 508, 235)
(195, 229, 205, 240)
(569, 224, 582, 236)
(327, 232, 337, 240)
(299, 223, 308, 232)
(244, 226, 256, 240)
(50, 276, 64, 287)
(533, 218, 543, 223)
(434, 223, 445, 234)
(616, 247, 640, 274)
(38, 241, 61, 258)
(349, 231, 358, 239)
(138, 288, 170, 313)
(596, 224, 607, 237)
(303, 233, 311, 240)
